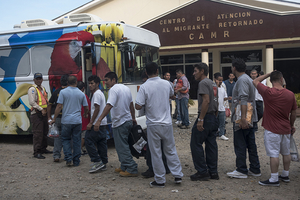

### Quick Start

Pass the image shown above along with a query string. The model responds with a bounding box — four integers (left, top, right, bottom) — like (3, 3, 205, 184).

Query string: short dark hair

(164, 72, 170, 76)
(259, 71, 264, 76)
(68, 75, 77, 85)
(104, 72, 118, 83)
(214, 72, 222, 79)
(270, 71, 283, 83)
(146, 62, 158, 76)
(77, 81, 86, 90)
(88, 75, 100, 84)
(232, 58, 246, 72)
(176, 69, 183, 74)
(194, 62, 209, 76)
(251, 69, 257, 74)
(60, 74, 69, 86)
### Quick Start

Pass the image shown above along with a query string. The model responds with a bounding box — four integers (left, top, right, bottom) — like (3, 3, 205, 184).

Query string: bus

(0, 14, 161, 138)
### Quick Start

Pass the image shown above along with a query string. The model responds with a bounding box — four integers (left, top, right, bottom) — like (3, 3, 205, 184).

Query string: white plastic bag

(48, 123, 59, 138)
(290, 135, 299, 162)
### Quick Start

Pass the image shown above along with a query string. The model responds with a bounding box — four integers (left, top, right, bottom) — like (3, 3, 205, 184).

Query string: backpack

(128, 124, 147, 159)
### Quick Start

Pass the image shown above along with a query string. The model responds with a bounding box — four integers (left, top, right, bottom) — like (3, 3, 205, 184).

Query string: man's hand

(87, 122, 93, 130)
(42, 109, 47, 116)
(132, 118, 137, 125)
(94, 121, 101, 132)
(291, 126, 296, 135)
(197, 121, 204, 132)
(49, 120, 55, 125)
(228, 96, 232, 101)
(239, 118, 249, 129)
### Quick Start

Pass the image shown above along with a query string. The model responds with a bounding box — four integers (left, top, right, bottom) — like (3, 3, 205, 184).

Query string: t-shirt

(224, 79, 235, 103)
(91, 89, 107, 126)
(197, 78, 218, 114)
(107, 84, 133, 128)
(177, 75, 189, 100)
(257, 83, 297, 135)
(48, 87, 64, 117)
(81, 94, 91, 130)
(57, 86, 88, 124)
(136, 77, 173, 126)
(218, 87, 228, 112)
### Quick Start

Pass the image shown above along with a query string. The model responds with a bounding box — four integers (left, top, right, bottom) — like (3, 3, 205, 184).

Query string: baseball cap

(34, 73, 43, 79)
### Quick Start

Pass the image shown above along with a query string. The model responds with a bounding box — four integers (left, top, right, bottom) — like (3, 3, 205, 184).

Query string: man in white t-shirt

(214, 73, 231, 141)
(85, 75, 108, 173)
(94, 72, 138, 177)
(136, 62, 183, 188)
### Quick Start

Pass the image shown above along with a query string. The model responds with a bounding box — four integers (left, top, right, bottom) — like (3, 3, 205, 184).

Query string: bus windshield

(120, 43, 160, 83)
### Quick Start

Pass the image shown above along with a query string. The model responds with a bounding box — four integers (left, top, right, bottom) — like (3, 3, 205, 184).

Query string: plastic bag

(290, 135, 299, 162)
(225, 108, 231, 117)
(48, 123, 59, 138)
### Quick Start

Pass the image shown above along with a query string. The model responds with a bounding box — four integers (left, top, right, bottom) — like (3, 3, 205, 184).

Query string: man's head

(60, 74, 69, 87)
(77, 81, 86, 92)
(104, 72, 118, 88)
(88, 75, 100, 92)
(270, 71, 284, 85)
(163, 72, 171, 81)
(176, 69, 183, 79)
(250, 69, 258, 80)
(231, 58, 246, 75)
(33, 73, 43, 86)
(214, 72, 222, 87)
(193, 62, 209, 81)
(228, 73, 235, 81)
(145, 62, 158, 77)
(259, 71, 264, 76)
(68, 75, 77, 86)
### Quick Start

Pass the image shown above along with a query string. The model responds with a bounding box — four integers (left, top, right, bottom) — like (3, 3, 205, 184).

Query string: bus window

(31, 45, 54, 75)
(0, 47, 30, 78)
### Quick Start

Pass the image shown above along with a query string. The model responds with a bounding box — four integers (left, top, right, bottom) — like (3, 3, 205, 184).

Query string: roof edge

(138, 0, 198, 27)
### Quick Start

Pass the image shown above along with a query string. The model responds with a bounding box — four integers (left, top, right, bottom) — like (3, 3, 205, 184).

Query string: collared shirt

(28, 84, 47, 115)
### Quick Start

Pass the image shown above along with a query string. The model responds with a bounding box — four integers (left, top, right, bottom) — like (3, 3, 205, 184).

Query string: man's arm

(94, 104, 113, 131)
(135, 103, 142, 110)
(130, 102, 137, 125)
(253, 72, 271, 88)
(197, 94, 209, 132)
(50, 104, 62, 125)
(47, 104, 52, 120)
(290, 110, 296, 135)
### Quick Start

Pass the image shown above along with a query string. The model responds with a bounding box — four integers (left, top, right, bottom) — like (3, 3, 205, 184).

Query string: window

(31, 45, 55, 75)
(221, 50, 262, 63)
(0, 47, 30, 77)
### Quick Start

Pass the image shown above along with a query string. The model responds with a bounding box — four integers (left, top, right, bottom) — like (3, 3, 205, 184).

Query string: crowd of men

(28, 58, 296, 188)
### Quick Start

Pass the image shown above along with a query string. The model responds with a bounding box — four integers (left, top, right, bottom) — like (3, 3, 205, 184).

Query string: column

(201, 49, 209, 65)
(265, 45, 273, 86)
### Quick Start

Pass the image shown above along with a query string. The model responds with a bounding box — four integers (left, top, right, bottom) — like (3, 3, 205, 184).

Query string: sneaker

(180, 125, 189, 129)
(119, 170, 138, 177)
(115, 168, 123, 173)
(175, 121, 182, 125)
(209, 172, 219, 180)
(190, 171, 210, 181)
(279, 175, 290, 183)
(150, 181, 165, 188)
(259, 179, 280, 186)
(220, 135, 229, 141)
(175, 177, 182, 184)
(101, 164, 107, 171)
(66, 161, 72, 167)
(141, 169, 155, 178)
(227, 170, 247, 178)
(89, 162, 105, 173)
(248, 169, 261, 177)
(53, 158, 60, 162)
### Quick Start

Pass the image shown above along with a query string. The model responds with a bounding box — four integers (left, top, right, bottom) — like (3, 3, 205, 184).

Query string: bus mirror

(125, 51, 135, 71)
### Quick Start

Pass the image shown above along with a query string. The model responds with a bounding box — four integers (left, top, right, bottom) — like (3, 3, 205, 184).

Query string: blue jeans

(61, 123, 82, 166)
(234, 126, 260, 174)
(179, 97, 189, 126)
(85, 125, 108, 164)
(190, 114, 219, 174)
(175, 98, 181, 121)
(53, 117, 63, 159)
(217, 111, 226, 137)
(113, 120, 138, 174)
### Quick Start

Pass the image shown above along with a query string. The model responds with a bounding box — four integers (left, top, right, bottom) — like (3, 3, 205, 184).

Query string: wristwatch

(198, 118, 204, 122)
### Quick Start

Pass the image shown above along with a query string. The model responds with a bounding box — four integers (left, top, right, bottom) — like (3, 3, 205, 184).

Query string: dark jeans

(146, 142, 170, 173)
(180, 97, 189, 126)
(85, 125, 108, 164)
(234, 127, 260, 174)
(190, 114, 219, 174)
(30, 113, 48, 156)
(253, 101, 264, 131)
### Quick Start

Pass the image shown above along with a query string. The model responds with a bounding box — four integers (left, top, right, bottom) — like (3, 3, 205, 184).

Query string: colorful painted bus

(0, 14, 161, 138)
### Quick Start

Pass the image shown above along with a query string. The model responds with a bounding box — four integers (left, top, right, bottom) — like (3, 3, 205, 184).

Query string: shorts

(81, 130, 86, 139)
(264, 129, 290, 158)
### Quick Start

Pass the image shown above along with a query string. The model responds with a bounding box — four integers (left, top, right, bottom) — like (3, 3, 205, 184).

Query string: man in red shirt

(253, 71, 297, 186)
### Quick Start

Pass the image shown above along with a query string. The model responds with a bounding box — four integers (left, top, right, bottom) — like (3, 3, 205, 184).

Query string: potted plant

(294, 93, 300, 117)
